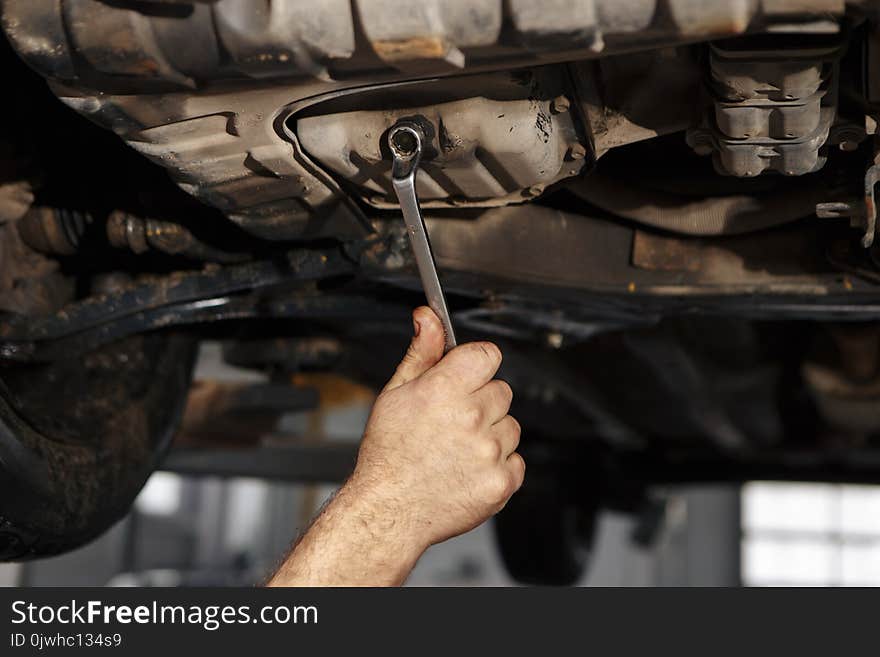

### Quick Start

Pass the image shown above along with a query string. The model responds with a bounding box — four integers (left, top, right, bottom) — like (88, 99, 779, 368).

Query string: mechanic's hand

(347, 306, 525, 552)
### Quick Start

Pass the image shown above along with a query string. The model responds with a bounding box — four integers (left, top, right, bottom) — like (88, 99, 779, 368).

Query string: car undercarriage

(3, 0, 880, 583)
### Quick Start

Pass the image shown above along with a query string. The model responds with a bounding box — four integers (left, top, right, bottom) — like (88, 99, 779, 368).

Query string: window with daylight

(741, 482, 880, 586)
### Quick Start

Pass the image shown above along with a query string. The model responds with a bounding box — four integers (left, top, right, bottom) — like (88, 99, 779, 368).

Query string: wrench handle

(392, 173, 457, 353)
(388, 122, 457, 353)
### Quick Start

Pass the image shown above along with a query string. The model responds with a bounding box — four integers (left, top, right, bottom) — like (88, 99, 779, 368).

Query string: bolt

(524, 185, 544, 198)
(389, 127, 418, 156)
(550, 95, 570, 114)
(839, 140, 859, 152)
(568, 143, 587, 160)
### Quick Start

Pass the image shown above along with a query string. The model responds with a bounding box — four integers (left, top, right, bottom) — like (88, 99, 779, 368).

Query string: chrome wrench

(389, 122, 457, 353)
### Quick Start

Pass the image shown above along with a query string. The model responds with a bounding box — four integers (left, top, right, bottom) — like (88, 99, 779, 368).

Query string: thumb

(384, 306, 445, 391)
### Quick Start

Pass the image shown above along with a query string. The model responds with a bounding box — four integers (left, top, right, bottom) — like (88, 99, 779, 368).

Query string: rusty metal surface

(410, 200, 855, 296)
(297, 69, 587, 209)
(571, 50, 703, 159)
(632, 232, 703, 273)
(4, 0, 843, 88)
(628, 227, 830, 286)
(0, 219, 74, 318)
(687, 35, 845, 177)
(0, 245, 354, 357)
(105, 211, 251, 263)
(0, 0, 848, 240)
(568, 168, 838, 235)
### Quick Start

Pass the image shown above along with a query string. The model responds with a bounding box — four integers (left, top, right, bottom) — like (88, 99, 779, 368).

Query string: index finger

(427, 341, 502, 392)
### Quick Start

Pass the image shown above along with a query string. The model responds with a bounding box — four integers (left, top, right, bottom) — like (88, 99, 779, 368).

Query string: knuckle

(478, 437, 502, 462)
(504, 421, 521, 452)
(460, 404, 483, 430)
(428, 368, 455, 391)
(498, 379, 513, 403)
(504, 471, 519, 498)
(508, 415, 521, 439)
(510, 453, 526, 488)
(494, 382, 513, 412)
(486, 471, 511, 503)
(507, 415, 522, 443)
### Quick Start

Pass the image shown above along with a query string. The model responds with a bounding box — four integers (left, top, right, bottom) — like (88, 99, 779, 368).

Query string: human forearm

(267, 306, 524, 587)
(267, 475, 427, 586)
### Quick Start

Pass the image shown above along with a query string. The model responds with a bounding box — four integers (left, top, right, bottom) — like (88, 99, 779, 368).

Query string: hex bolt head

(524, 185, 544, 198)
(550, 95, 570, 114)
(390, 128, 418, 156)
(568, 143, 587, 160)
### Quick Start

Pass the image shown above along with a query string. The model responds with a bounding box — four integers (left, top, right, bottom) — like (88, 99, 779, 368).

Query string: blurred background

(3, 342, 880, 587)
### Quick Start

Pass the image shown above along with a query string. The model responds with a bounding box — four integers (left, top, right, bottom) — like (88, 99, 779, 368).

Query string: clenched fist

(268, 306, 524, 586)
(350, 306, 525, 549)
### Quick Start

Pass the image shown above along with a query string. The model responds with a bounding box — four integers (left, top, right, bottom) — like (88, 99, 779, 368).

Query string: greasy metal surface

(105, 211, 250, 263)
(412, 202, 840, 292)
(7, 202, 880, 363)
(0, 0, 847, 239)
(3, 294, 410, 363)
(568, 169, 837, 235)
(570, 51, 702, 160)
(3, 0, 843, 88)
(367, 200, 880, 317)
(389, 122, 457, 352)
(0, 247, 352, 343)
(296, 69, 585, 209)
(0, 218, 74, 319)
